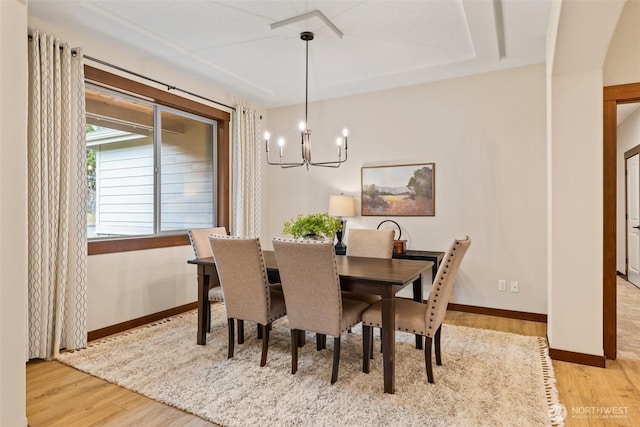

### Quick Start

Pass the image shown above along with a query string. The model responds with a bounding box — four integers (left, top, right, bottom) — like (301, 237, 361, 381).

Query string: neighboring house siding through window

(86, 85, 216, 239)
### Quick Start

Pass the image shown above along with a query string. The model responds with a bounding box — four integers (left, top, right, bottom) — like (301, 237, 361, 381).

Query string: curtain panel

(27, 30, 88, 359)
(232, 106, 261, 237)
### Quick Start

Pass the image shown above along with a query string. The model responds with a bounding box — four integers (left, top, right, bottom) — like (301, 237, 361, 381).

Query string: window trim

(85, 65, 230, 255)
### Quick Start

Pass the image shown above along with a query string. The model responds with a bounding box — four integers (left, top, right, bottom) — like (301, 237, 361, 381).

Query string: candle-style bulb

(299, 121, 306, 131)
(336, 137, 343, 146)
(342, 128, 349, 137)
(277, 137, 284, 157)
(264, 131, 270, 141)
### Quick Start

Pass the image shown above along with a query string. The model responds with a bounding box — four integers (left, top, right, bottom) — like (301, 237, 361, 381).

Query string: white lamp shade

(328, 195, 356, 217)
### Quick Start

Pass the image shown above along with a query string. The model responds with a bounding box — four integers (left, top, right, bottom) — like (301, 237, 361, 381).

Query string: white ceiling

(28, 0, 552, 108)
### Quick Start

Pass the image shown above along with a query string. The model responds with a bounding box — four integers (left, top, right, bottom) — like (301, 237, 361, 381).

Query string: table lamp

(328, 194, 356, 255)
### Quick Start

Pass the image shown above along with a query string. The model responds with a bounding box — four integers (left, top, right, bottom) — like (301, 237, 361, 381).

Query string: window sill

(88, 234, 190, 255)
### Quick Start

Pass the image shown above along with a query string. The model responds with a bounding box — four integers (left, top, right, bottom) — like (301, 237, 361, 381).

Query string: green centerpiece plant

(282, 212, 342, 240)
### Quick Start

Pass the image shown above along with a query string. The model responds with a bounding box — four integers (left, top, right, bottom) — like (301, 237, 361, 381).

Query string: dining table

(188, 251, 433, 394)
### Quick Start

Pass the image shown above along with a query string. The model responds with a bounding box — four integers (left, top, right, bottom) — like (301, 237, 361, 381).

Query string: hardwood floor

(617, 276, 640, 360)
(26, 310, 640, 426)
(27, 360, 216, 427)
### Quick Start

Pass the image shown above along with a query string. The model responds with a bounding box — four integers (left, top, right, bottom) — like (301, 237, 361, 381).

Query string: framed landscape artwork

(361, 163, 435, 216)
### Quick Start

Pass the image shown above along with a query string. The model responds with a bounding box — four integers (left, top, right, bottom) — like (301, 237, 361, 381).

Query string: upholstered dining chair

(208, 235, 287, 367)
(347, 228, 395, 258)
(342, 228, 395, 305)
(272, 238, 370, 384)
(188, 227, 227, 331)
(361, 236, 471, 384)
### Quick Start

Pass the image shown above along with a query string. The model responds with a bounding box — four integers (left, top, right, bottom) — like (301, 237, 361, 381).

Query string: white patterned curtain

(232, 106, 262, 236)
(27, 30, 88, 360)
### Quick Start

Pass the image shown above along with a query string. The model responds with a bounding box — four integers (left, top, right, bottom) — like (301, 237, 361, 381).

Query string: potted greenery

(282, 212, 342, 240)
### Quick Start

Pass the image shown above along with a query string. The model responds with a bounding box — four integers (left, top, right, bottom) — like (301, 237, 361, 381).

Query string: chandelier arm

(308, 162, 344, 168)
(266, 156, 305, 167)
(267, 160, 305, 167)
(266, 150, 305, 167)
(309, 159, 347, 165)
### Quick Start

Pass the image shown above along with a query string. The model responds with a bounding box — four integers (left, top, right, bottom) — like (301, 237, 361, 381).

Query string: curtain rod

(84, 55, 235, 112)
(27, 35, 235, 112)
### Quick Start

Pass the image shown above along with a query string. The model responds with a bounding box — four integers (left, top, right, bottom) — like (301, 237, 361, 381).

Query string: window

(84, 65, 230, 253)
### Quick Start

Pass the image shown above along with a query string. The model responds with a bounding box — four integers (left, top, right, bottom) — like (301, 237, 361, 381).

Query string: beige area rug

(57, 304, 562, 426)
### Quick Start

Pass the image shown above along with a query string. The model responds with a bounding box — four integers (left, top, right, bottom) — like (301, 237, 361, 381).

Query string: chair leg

(379, 328, 383, 353)
(435, 325, 442, 366)
(260, 324, 270, 367)
(257, 324, 262, 340)
(237, 320, 245, 344)
(425, 335, 434, 384)
(297, 330, 306, 347)
(227, 318, 235, 359)
(206, 302, 211, 333)
(362, 325, 372, 373)
(331, 336, 341, 384)
(291, 329, 299, 375)
(316, 333, 326, 351)
(370, 328, 375, 359)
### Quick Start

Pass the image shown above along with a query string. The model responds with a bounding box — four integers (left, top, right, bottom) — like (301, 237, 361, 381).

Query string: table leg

(197, 265, 209, 345)
(381, 296, 396, 394)
(413, 275, 424, 350)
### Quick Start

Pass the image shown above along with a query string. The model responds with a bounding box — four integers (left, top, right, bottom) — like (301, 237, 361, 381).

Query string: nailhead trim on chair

(361, 239, 468, 338)
(215, 235, 273, 313)
(273, 237, 344, 324)
(187, 230, 201, 258)
(425, 240, 461, 337)
(211, 235, 284, 325)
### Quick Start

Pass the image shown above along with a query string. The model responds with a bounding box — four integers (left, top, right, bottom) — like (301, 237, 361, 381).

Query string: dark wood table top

(190, 251, 432, 285)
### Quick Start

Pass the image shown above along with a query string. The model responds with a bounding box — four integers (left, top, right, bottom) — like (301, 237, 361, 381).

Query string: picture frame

(361, 163, 435, 216)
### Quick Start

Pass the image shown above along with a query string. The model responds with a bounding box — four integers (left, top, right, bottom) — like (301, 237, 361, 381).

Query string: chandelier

(264, 31, 349, 169)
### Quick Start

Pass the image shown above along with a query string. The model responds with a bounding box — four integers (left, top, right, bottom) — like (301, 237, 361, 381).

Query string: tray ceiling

(28, 0, 552, 108)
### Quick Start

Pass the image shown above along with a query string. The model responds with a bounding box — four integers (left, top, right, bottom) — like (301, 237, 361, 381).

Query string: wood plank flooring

(617, 276, 640, 360)
(26, 309, 640, 426)
(27, 360, 216, 427)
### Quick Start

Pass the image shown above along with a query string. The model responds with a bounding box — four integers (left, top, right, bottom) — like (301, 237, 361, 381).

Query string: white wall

(548, 70, 605, 355)
(546, 0, 626, 357)
(617, 108, 640, 273)
(88, 246, 196, 330)
(604, 0, 640, 87)
(0, 1, 28, 425)
(264, 64, 548, 314)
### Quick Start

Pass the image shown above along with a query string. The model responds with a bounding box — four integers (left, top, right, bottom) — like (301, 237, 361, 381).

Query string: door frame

(624, 148, 640, 281)
(603, 82, 640, 359)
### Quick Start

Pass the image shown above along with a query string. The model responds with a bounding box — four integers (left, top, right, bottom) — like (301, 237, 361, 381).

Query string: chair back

(346, 228, 394, 258)
(208, 235, 271, 324)
(188, 227, 227, 258)
(425, 236, 471, 338)
(272, 238, 342, 336)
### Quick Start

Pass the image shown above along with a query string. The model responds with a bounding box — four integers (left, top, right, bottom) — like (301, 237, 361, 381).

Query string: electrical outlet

(510, 280, 519, 293)
(498, 280, 507, 292)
